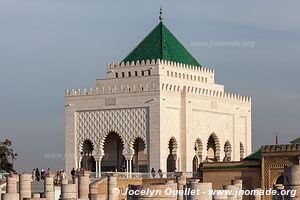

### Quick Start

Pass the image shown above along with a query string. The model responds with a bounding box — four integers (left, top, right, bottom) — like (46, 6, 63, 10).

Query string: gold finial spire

(159, 6, 163, 21)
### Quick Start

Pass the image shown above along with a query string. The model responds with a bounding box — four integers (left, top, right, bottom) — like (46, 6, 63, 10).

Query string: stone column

(213, 192, 227, 200)
(76, 155, 82, 170)
(60, 183, 77, 199)
(126, 159, 132, 173)
(129, 160, 132, 174)
(225, 184, 237, 200)
(186, 180, 212, 200)
(94, 155, 103, 178)
(1, 173, 19, 200)
(72, 175, 78, 198)
(78, 171, 90, 199)
(77, 161, 81, 169)
(61, 178, 68, 185)
(125, 155, 133, 178)
(107, 172, 119, 200)
(19, 174, 32, 200)
(213, 187, 228, 200)
(233, 180, 243, 200)
(175, 172, 186, 200)
(1, 194, 19, 200)
(44, 174, 54, 200)
(98, 160, 102, 177)
(95, 161, 99, 178)
(6, 173, 17, 193)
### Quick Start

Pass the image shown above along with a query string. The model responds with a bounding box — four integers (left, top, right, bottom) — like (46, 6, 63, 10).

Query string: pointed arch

(194, 138, 203, 162)
(78, 138, 96, 157)
(167, 137, 178, 172)
(129, 136, 147, 155)
(101, 131, 125, 172)
(82, 139, 94, 152)
(206, 133, 220, 162)
(132, 137, 148, 172)
(99, 131, 125, 154)
(168, 137, 178, 157)
(192, 138, 203, 172)
(223, 141, 232, 162)
(80, 139, 96, 172)
(192, 155, 199, 173)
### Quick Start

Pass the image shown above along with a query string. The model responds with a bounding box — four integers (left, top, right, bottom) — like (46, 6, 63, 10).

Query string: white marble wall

(65, 59, 251, 174)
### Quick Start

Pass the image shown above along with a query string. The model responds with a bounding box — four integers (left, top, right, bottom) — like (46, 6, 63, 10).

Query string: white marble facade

(65, 59, 251, 174)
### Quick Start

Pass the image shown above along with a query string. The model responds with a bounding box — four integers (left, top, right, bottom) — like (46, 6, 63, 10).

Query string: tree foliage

(0, 139, 17, 172)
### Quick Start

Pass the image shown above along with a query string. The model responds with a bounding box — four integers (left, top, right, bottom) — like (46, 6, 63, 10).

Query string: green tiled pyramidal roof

(243, 149, 262, 161)
(122, 22, 201, 67)
(290, 137, 300, 144)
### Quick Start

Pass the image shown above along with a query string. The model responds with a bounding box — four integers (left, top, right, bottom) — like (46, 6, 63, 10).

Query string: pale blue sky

(0, 0, 300, 172)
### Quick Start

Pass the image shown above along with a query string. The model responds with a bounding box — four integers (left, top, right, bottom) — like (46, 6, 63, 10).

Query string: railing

(0, 171, 198, 182)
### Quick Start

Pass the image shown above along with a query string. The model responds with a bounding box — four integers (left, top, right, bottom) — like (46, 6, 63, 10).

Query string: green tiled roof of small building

(243, 149, 262, 161)
(122, 22, 201, 67)
(290, 137, 300, 144)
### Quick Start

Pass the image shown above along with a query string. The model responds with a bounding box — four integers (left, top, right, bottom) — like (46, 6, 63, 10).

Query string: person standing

(151, 168, 156, 178)
(56, 169, 61, 184)
(158, 169, 163, 178)
(56, 169, 60, 178)
(36, 168, 40, 181)
(62, 170, 66, 179)
(41, 169, 45, 181)
(71, 168, 76, 177)
(32, 169, 36, 181)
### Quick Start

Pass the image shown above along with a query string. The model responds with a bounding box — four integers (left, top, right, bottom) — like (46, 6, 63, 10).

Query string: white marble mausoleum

(64, 13, 252, 175)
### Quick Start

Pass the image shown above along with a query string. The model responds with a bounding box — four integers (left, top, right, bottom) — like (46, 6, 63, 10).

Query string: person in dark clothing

(71, 168, 76, 176)
(36, 168, 40, 181)
(151, 168, 156, 178)
(151, 168, 155, 173)
(41, 169, 45, 181)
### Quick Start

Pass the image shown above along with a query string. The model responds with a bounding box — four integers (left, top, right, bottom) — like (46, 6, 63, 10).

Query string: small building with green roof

(290, 137, 300, 144)
(201, 140, 300, 192)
